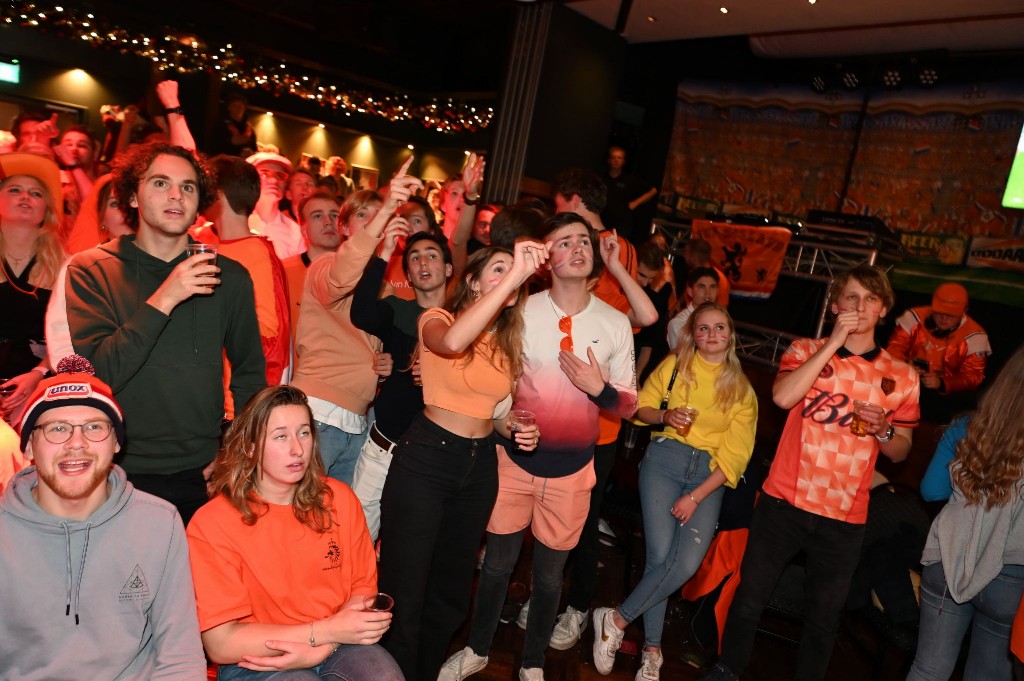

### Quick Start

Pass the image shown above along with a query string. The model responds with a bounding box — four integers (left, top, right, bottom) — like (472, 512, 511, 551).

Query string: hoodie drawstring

(59, 521, 93, 625)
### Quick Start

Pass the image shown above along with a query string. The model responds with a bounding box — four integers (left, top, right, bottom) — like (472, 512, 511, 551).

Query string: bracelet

(689, 494, 699, 505)
(164, 106, 185, 116)
(464, 194, 480, 206)
(309, 622, 319, 647)
(659, 409, 666, 425)
(32, 366, 50, 377)
(65, 162, 82, 171)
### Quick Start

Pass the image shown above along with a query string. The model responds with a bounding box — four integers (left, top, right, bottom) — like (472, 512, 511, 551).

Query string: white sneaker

(516, 597, 531, 630)
(549, 606, 589, 650)
(519, 668, 544, 681)
(438, 646, 488, 681)
(592, 607, 624, 675)
(635, 650, 663, 681)
(598, 518, 616, 538)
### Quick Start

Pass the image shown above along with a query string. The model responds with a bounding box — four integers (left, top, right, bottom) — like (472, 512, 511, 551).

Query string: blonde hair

(0, 174, 66, 289)
(211, 386, 335, 532)
(674, 302, 752, 411)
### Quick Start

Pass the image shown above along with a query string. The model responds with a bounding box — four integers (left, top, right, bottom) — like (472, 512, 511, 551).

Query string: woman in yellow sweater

(592, 302, 758, 681)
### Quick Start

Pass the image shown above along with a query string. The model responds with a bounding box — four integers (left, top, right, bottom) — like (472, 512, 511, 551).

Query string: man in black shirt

(601, 145, 657, 247)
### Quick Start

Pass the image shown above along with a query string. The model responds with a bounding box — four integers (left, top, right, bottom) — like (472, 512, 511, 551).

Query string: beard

(35, 456, 112, 504)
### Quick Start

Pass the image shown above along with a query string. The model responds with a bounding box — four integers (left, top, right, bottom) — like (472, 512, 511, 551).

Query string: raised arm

(450, 153, 485, 277)
(599, 231, 658, 328)
(772, 314, 856, 409)
(421, 239, 546, 355)
(155, 80, 197, 152)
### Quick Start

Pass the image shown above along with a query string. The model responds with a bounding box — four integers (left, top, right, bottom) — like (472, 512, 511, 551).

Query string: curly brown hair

(210, 385, 335, 532)
(952, 344, 1024, 509)
(111, 142, 214, 229)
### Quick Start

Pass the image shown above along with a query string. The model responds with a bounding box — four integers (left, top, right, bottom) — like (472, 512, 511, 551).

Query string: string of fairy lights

(1, 1, 495, 134)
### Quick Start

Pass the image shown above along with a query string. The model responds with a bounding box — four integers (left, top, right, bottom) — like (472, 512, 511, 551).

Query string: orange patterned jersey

(762, 338, 920, 524)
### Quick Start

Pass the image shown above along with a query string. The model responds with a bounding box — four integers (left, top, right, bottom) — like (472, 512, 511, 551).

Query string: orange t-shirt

(186, 479, 376, 632)
(762, 339, 920, 524)
(1013, 594, 1024, 663)
(418, 308, 513, 420)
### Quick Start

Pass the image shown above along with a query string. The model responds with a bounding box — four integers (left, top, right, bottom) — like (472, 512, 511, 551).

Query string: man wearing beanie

(887, 281, 991, 421)
(0, 356, 205, 680)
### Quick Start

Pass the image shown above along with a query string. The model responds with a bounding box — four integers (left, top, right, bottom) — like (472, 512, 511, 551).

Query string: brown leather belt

(369, 422, 397, 455)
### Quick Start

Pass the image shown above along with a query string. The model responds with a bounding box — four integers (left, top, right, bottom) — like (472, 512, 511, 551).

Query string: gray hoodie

(0, 465, 206, 680)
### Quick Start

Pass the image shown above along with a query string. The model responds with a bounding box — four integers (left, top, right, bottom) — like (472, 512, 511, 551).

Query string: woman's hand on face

(237, 639, 335, 672)
(508, 239, 549, 288)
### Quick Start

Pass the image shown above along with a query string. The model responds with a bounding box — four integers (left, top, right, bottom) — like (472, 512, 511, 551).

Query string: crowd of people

(1, 78, 1022, 681)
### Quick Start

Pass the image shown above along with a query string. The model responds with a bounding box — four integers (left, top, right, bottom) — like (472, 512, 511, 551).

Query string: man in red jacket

(887, 281, 990, 421)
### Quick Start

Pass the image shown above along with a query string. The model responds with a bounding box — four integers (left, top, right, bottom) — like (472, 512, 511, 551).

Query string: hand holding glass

(509, 410, 537, 454)
(850, 400, 877, 436)
(363, 592, 394, 612)
(186, 243, 218, 289)
(673, 406, 699, 437)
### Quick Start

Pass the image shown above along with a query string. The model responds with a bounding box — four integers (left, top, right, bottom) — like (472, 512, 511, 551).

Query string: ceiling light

(318, 123, 325, 129)
(808, 0, 816, 4)
(265, 111, 273, 117)
(720, 7, 728, 13)
(407, 144, 414, 150)
(842, 71, 859, 89)
(919, 68, 939, 86)
(646, 16, 656, 23)
(812, 75, 827, 93)
(882, 69, 902, 88)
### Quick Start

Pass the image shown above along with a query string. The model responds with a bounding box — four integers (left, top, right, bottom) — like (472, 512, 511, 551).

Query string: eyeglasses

(558, 316, 573, 352)
(257, 168, 289, 182)
(33, 420, 113, 445)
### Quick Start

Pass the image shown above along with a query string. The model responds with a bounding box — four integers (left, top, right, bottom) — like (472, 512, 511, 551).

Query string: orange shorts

(486, 445, 597, 551)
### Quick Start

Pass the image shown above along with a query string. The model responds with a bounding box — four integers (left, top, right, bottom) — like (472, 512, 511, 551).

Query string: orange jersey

(762, 339, 920, 524)
(592, 231, 637, 445)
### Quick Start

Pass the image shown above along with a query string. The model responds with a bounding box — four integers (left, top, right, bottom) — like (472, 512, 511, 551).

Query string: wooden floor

(443, 520, 954, 681)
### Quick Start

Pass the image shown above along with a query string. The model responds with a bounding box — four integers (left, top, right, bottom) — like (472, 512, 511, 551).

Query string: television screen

(1002, 123, 1024, 209)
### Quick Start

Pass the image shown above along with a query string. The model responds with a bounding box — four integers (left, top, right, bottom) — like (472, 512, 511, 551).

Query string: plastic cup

(850, 400, 874, 436)
(363, 592, 394, 612)
(186, 243, 218, 288)
(675, 406, 699, 437)
(509, 410, 536, 454)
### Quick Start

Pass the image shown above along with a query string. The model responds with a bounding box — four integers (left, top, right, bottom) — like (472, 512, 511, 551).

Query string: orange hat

(932, 282, 968, 317)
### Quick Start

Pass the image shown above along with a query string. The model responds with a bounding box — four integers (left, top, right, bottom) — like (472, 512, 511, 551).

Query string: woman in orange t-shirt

(187, 385, 403, 681)
(377, 242, 544, 681)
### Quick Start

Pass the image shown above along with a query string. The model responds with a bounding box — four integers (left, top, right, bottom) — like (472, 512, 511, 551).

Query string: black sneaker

(699, 661, 739, 681)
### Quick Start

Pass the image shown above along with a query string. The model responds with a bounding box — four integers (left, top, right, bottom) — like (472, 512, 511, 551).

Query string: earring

(100, 224, 109, 232)
(472, 290, 480, 300)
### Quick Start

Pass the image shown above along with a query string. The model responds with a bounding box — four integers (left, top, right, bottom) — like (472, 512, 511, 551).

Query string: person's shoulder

(68, 238, 124, 270)
(325, 477, 360, 508)
(123, 485, 186, 529)
(588, 295, 631, 326)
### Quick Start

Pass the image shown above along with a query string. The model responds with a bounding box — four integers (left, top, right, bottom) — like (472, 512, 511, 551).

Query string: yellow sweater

(638, 352, 758, 487)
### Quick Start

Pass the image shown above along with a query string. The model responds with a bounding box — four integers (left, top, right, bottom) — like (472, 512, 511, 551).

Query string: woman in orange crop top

(377, 241, 545, 681)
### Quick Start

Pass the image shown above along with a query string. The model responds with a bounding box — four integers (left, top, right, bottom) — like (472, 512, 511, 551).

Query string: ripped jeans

(618, 437, 724, 648)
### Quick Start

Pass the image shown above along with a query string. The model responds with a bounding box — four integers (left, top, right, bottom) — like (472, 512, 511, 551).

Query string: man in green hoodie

(64, 143, 265, 524)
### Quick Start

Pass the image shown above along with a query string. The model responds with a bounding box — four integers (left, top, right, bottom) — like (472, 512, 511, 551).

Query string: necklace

(547, 290, 586, 318)
(1, 255, 40, 299)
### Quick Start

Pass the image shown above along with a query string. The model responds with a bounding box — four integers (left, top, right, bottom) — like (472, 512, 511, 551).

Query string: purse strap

(659, 363, 679, 411)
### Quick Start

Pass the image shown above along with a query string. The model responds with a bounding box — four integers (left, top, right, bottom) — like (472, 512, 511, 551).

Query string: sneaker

(592, 607, 624, 675)
(549, 606, 589, 650)
(698, 661, 739, 681)
(635, 650, 663, 681)
(437, 647, 488, 681)
(518, 668, 544, 681)
(598, 518, 616, 538)
(516, 597, 531, 630)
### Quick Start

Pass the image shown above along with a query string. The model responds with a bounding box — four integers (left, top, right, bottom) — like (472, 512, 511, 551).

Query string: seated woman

(186, 385, 402, 681)
(592, 302, 758, 681)
(378, 241, 544, 681)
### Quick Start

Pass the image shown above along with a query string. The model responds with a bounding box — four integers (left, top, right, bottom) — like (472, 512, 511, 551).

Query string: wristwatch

(875, 423, 895, 443)
(163, 106, 185, 116)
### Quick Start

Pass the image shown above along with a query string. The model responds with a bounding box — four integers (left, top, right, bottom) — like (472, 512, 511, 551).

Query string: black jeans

(565, 441, 617, 612)
(720, 495, 865, 681)
(127, 463, 210, 526)
(377, 414, 498, 681)
(468, 529, 570, 669)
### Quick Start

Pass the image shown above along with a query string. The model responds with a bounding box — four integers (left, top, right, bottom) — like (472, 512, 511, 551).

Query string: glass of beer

(509, 410, 536, 454)
(675, 406, 699, 437)
(186, 243, 218, 289)
(850, 400, 873, 436)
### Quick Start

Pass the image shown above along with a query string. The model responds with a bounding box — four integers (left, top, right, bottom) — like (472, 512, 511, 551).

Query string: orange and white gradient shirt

(762, 338, 920, 524)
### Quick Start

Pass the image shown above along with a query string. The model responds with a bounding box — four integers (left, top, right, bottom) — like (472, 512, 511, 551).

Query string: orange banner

(691, 220, 792, 299)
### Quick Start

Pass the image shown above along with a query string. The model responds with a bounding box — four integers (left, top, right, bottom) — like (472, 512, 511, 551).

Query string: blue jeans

(316, 421, 368, 486)
(907, 562, 1024, 681)
(618, 438, 724, 648)
(216, 643, 402, 680)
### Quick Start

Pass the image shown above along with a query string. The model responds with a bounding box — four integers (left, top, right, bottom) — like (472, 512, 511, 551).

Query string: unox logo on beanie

(45, 383, 92, 399)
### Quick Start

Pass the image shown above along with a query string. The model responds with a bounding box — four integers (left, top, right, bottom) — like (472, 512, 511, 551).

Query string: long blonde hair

(951, 344, 1024, 509)
(211, 386, 335, 532)
(674, 302, 751, 411)
(0, 174, 66, 289)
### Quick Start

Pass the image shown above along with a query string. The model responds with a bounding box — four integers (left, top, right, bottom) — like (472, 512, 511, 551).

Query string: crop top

(418, 308, 514, 420)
